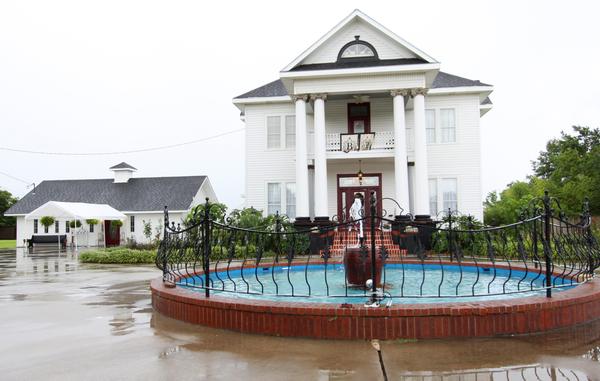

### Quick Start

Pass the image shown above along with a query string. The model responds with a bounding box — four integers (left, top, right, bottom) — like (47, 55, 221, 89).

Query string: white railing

(308, 130, 414, 155)
(325, 131, 398, 152)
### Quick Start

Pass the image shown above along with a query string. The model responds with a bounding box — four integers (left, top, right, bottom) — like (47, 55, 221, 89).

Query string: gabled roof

(109, 162, 137, 170)
(5, 176, 207, 215)
(234, 71, 492, 100)
(282, 9, 437, 72)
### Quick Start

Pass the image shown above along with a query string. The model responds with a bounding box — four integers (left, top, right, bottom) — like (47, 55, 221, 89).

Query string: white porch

(295, 88, 431, 220)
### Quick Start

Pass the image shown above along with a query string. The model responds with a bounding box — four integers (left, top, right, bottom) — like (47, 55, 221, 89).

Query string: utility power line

(0, 170, 32, 185)
(0, 128, 244, 156)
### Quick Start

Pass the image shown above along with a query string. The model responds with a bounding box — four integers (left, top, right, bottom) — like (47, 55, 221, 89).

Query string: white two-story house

(233, 10, 493, 223)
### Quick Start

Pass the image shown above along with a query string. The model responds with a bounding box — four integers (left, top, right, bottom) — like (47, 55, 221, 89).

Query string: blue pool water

(178, 263, 577, 304)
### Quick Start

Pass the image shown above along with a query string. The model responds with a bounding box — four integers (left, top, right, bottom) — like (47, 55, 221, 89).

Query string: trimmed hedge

(79, 248, 156, 264)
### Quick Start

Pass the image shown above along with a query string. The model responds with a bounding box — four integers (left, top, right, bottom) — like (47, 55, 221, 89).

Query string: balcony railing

(326, 131, 395, 151)
(307, 130, 414, 156)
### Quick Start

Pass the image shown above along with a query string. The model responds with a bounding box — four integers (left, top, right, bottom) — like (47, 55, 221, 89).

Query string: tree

(484, 126, 600, 225)
(484, 179, 547, 226)
(0, 189, 18, 227)
(184, 202, 228, 226)
(40, 216, 56, 229)
(532, 126, 600, 215)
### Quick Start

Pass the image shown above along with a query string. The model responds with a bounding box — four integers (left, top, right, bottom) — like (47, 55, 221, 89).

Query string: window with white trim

(267, 183, 282, 215)
(55, 220, 59, 233)
(286, 183, 296, 220)
(89, 223, 94, 233)
(65, 221, 70, 233)
(266, 182, 296, 218)
(425, 109, 436, 144)
(130, 216, 135, 233)
(428, 179, 438, 216)
(34, 219, 38, 234)
(440, 109, 456, 143)
(285, 116, 295, 148)
(267, 116, 281, 149)
(440, 178, 458, 212)
(266, 115, 295, 149)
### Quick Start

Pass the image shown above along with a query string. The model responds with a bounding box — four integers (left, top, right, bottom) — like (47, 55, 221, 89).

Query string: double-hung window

(267, 183, 282, 215)
(425, 108, 456, 144)
(65, 221, 70, 233)
(267, 116, 281, 149)
(428, 179, 438, 216)
(425, 109, 436, 144)
(267, 182, 296, 219)
(34, 219, 38, 234)
(267, 115, 295, 149)
(286, 183, 296, 220)
(55, 221, 60, 233)
(130, 216, 135, 233)
(440, 178, 458, 212)
(440, 109, 456, 143)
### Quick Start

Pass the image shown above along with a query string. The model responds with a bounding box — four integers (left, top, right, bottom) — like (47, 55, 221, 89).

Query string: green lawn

(0, 240, 16, 249)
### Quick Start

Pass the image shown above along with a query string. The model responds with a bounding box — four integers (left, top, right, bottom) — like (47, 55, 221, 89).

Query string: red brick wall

(151, 277, 600, 340)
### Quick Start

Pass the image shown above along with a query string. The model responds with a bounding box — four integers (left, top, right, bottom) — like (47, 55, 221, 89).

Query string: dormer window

(337, 36, 378, 61)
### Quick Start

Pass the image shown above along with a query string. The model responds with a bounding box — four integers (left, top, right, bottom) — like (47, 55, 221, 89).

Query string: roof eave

(279, 62, 441, 81)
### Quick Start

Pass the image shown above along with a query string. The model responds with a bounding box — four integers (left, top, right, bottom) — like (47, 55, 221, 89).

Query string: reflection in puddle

(1, 248, 600, 380)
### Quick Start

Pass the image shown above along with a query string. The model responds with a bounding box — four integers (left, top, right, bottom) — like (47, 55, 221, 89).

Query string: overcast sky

(1, 0, 599, 209)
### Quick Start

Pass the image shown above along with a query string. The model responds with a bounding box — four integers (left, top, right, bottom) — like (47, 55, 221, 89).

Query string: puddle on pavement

(0, 248, 599, 380)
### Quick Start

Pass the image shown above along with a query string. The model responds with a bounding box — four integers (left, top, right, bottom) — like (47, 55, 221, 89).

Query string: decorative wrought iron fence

(157, 191, 600, 304)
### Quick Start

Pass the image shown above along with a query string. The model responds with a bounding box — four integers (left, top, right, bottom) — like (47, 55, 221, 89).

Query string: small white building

(5, 162, 217, 247)
(233, 10, 493, 222)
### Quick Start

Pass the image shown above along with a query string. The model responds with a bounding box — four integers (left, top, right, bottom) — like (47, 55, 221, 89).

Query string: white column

(312, 94, 329, 218)
(391, 89, 410, 214)
(412, 88, 430, 216)
(294, 95, 309, 218)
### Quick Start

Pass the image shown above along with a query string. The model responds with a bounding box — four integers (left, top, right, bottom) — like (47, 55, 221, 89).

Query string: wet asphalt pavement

(1, 248, 600, 380)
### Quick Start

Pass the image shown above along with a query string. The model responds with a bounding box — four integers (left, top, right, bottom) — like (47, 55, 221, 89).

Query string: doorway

(104, 220, 121, 246)
(337, 173, 382, 221)
(347, 103, 370, 133)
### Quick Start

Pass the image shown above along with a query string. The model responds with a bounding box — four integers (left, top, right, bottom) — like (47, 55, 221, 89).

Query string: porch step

(320, 229, 407, 258)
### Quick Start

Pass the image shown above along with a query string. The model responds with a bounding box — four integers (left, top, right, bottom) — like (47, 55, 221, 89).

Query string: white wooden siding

(301, 18, 418, 65)
(243, 93, 484, 221)
(293, 73, 425, 95)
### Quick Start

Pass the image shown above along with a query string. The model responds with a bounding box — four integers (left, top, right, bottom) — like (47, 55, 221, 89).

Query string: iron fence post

(370, 191, 377, 295)
(583, 198, 594, 275)
(448, 209, 453, 262)
(162, 205, 169, 280)
(204, 198, 211, 298)
(543, 191, 552, 298)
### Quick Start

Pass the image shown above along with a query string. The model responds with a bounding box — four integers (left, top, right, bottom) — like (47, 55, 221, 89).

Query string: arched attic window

(337, 36, 378, 61)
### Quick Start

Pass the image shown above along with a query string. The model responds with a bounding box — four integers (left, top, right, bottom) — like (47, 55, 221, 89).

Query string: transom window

(338, 37, 378, 61)
(340, 43, 375, 58)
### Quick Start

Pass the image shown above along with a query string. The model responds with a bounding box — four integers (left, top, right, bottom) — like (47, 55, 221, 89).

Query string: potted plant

(69, 220, 82, 229)
(40, 216, 55, 233)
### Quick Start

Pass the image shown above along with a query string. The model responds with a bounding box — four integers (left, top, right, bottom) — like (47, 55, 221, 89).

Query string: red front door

(337, 174, 382, 222)
(104, 220, 121, 246)
(347, 103, 370, 134)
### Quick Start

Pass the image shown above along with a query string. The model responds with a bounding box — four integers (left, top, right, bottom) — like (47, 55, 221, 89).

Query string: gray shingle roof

(234, 71, 492, 100)
(431, 71, 491, 88)
(5, 176, 206, 215)
(109, 162, 137, 170)
(235, 79, 288, 99)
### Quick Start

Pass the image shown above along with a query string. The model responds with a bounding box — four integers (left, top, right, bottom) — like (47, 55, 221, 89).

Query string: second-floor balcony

(308, 130, 414, 159)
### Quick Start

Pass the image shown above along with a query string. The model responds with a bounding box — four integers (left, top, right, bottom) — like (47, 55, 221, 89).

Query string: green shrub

(40, 216, 55, 228)
(79, 248, 156, 264)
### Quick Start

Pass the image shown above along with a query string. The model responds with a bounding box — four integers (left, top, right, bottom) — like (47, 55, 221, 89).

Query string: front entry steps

(322, 229, 406, 258)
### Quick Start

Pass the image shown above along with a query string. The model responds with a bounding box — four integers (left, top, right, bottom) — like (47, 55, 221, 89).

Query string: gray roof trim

(234, 71, 492, 100)
(481, 97, 492, 105)
(289, 58, 428, 72)
(5, 176, 207, 215)
(109, 162, 137, 170)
